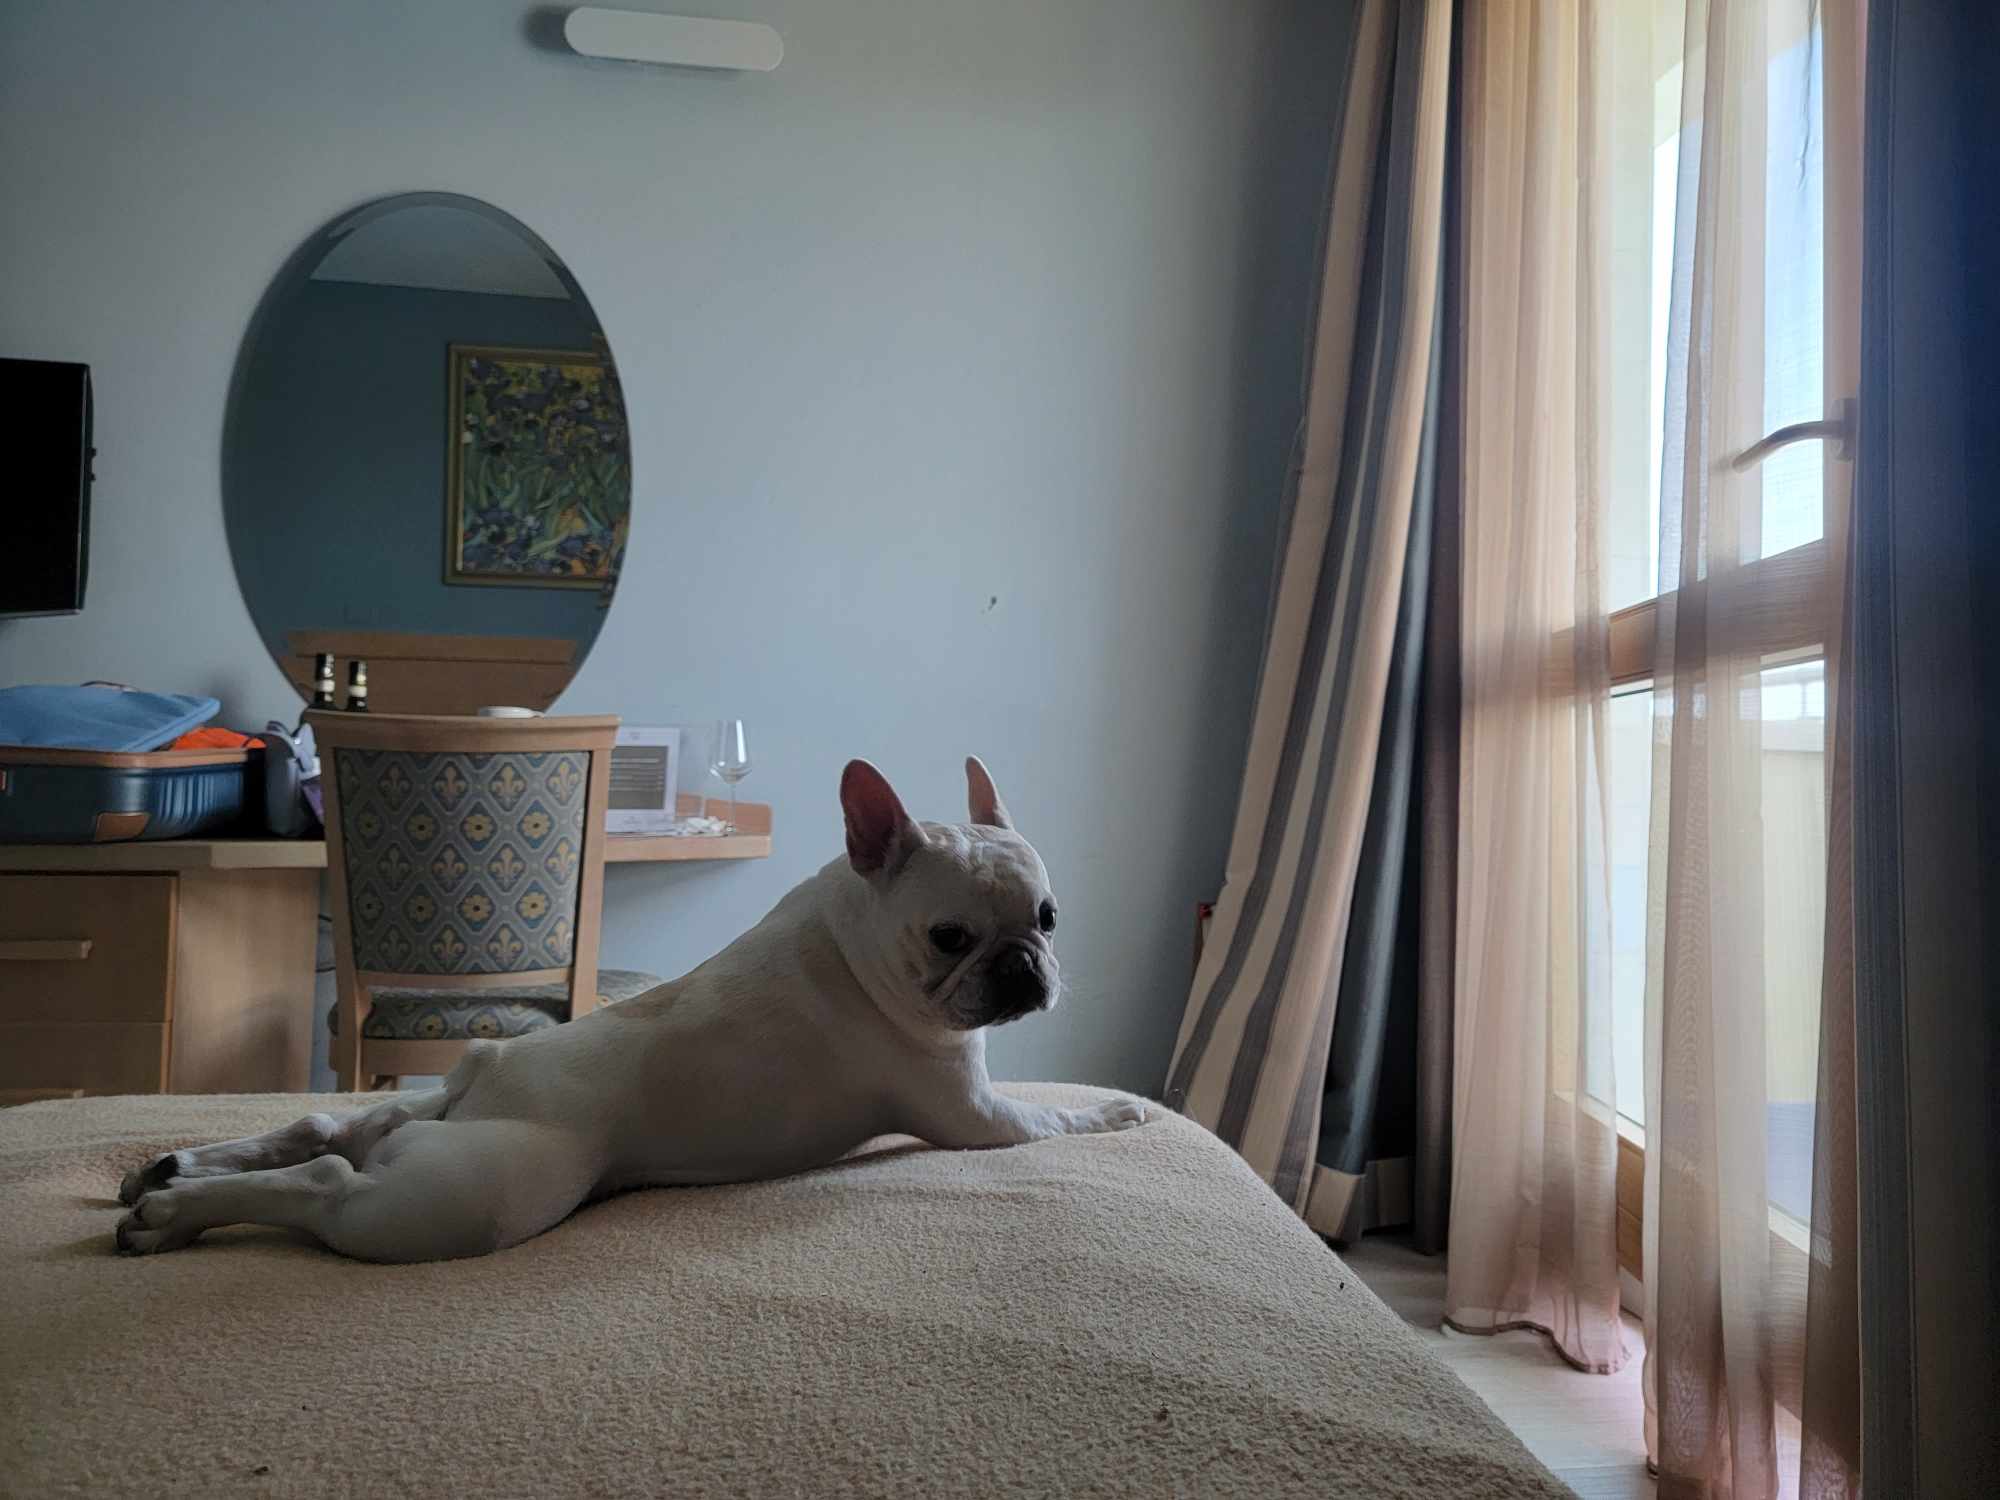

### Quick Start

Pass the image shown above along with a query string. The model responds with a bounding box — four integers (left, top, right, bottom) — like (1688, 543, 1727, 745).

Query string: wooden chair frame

(306, 712, 618, 1091)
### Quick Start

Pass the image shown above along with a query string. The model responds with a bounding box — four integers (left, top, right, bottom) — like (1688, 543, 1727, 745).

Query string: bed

(0, 1085, 1569, 1498)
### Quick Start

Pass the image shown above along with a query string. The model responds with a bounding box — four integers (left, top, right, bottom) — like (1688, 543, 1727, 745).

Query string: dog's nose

(995, 945, 1045, 1003)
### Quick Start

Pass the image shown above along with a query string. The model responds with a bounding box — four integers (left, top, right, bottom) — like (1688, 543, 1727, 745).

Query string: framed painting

(445, 342, 631, 589)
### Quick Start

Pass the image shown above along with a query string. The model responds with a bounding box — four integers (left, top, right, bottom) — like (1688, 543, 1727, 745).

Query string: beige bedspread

(0, 1086, 1568, 1499)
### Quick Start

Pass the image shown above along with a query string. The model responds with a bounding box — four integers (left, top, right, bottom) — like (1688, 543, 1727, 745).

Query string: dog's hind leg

(116, 1089, 449, 1205)
(116, 1117, 599, 1263)
(116, 1154, 363, 1255)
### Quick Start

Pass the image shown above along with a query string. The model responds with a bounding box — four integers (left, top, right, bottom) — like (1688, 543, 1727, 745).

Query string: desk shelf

(604, 795, 773, 863)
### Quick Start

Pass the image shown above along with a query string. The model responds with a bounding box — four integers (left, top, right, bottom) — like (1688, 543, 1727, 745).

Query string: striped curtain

(1163, 0, 1450, 1219)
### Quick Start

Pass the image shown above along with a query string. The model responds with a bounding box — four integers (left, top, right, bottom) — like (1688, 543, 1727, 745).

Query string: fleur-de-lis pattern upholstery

(326, 969, 660, 1041)
(335, 749, 590, 976)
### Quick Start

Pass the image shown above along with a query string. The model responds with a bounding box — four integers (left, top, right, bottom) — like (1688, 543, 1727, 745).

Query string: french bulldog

(113, 757, 1150, 1261)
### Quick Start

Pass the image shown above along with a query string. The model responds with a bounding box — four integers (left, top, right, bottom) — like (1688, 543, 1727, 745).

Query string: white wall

(0, 0, 1346, 1092)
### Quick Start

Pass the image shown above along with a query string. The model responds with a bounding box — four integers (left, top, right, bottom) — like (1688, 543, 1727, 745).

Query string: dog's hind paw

(115, 1191, 200, 1256)
(118, 1150, 189, 1207)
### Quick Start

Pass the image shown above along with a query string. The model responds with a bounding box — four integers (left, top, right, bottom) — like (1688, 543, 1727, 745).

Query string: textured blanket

(0, 1085, 1568, 1498)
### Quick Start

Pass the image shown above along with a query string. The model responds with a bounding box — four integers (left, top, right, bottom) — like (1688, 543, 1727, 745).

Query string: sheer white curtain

(1445, 0, 1628, 1375)
(1641, 0, 1863, 1495)
(1450, 1, 1866, 1485)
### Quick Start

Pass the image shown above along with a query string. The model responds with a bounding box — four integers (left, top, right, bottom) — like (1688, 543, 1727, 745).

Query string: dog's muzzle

(981, 943, 1050, 1026)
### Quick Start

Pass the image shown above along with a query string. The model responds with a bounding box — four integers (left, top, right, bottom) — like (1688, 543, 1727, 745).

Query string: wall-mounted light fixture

(563, 8, 783, 72)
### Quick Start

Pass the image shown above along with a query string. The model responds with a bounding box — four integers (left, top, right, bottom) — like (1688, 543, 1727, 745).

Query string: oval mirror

(224, 192, 630, 715)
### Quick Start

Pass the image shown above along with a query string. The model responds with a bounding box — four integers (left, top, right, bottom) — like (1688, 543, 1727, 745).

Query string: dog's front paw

(115, 1189, 200, 1256)
(1077, 1095, 1150, 1134)
(118, 1150, 189, 1207)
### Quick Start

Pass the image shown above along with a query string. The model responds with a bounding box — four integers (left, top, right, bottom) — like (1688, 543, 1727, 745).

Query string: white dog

(115, 757, 1148, 1261)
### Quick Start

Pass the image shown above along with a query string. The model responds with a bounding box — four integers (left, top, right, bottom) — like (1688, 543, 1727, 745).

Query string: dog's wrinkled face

(893, 825, 1059, 1029)
(841, 757, 1061, 1031)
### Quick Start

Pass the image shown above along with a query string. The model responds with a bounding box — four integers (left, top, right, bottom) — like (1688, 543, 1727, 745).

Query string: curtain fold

(1164, 0, 1451, 1218)
(1409, 6, 1466, 1256)
(1443, 0, 1628, 1376)
(1639, 1, 1864, 1494)
(1797, 5, 1864, 1495)
(1306, 296, 1439, 1242)
(1845, 0, 2000, 1489)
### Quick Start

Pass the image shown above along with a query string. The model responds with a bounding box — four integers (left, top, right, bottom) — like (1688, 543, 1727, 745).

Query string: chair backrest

(306, 712, 619, 1021)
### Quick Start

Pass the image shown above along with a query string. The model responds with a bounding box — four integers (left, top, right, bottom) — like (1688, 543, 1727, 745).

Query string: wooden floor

(1341, 1233, 1655, 1500)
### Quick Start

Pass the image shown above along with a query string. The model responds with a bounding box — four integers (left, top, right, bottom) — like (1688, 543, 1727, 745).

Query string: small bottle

(345, 659, 370, 712)
(311, 654, 338, 710)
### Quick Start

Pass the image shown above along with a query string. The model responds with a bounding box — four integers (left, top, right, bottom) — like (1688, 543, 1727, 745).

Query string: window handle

(1731, 397, 1856, 473)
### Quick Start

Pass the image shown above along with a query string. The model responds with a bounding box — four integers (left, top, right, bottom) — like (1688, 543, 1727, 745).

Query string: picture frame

(444, 342, 631, 590)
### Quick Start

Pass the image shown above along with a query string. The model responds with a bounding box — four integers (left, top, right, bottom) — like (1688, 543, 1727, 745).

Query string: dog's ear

(964, 756, 1013, 830)
(841, 760, 925, 877)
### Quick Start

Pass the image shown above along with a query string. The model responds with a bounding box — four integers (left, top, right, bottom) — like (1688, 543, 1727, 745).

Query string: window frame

(1602, 541, 1834, 1286)
(1605, 535, 1831, 688)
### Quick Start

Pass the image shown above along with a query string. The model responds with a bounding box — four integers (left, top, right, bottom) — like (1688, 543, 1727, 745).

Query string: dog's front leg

(908, 1088, 1149, 1150)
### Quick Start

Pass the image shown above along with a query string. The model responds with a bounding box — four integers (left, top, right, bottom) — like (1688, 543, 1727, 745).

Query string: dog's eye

(929, 923, 972, 955)
(1038, 901, 1057, 934)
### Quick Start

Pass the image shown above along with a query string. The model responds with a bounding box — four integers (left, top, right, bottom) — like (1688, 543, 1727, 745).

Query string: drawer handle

(0, 939, 94, 962)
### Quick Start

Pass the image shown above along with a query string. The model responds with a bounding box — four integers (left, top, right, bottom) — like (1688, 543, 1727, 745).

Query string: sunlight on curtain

(1608, 15, 1828, 1141)
(1455, 0, 1862, 1490)
(1635, 0, 1862, 1494)
(1444, 0, 1628, 1376)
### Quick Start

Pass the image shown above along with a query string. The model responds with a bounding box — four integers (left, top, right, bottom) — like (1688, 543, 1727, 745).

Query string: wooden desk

(0, 800, 773, 1096)
(0, 840, 328, 874)
(0, 840, 319, 1097)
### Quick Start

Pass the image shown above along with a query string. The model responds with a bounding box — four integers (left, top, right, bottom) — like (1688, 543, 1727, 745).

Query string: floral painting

(445, 343, 631, 588)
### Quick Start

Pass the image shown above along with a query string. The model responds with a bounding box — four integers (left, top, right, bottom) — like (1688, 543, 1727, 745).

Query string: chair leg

(333, 1033, 361, 1094)
(334, 978, 365, 1093)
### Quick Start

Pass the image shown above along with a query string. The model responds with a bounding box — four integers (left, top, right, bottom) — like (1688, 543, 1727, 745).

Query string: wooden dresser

(0, 840, 321, 1097)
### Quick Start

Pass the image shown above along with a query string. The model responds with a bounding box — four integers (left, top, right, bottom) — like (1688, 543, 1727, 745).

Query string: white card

(606, 726, 682, 834)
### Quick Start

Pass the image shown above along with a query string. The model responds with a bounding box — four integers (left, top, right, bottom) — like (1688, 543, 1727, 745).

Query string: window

(1757, 658, 1827, 1236)
(1597, 13, 1835, 1259)
(1605, 681, 1651, 1129)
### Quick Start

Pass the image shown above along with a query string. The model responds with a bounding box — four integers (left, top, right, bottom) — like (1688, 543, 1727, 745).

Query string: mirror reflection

(224, 193, 630, 713)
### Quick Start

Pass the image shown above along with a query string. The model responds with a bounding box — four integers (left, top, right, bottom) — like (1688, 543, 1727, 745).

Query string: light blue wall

(231, 280, 610, 661)
(0, 0, 1346, 1093)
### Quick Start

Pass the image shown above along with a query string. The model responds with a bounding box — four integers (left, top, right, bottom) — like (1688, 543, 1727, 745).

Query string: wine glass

(709, 720, 752, 833)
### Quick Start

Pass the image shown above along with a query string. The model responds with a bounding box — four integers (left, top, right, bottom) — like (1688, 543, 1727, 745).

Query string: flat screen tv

(4, 358, 93, 617)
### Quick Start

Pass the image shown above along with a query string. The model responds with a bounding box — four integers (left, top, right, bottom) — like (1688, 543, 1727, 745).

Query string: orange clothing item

(168, 728, 265, 751)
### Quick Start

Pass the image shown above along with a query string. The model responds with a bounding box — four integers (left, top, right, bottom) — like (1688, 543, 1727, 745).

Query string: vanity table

(0, 797, 771, 1099)
(0, 191, 785, 1102)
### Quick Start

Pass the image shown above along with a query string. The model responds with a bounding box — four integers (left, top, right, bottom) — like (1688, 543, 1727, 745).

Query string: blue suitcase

(0, 745, 257, 843)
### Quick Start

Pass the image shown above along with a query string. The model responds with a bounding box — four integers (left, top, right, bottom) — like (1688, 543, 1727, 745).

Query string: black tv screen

(4, 358, 92, 617)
